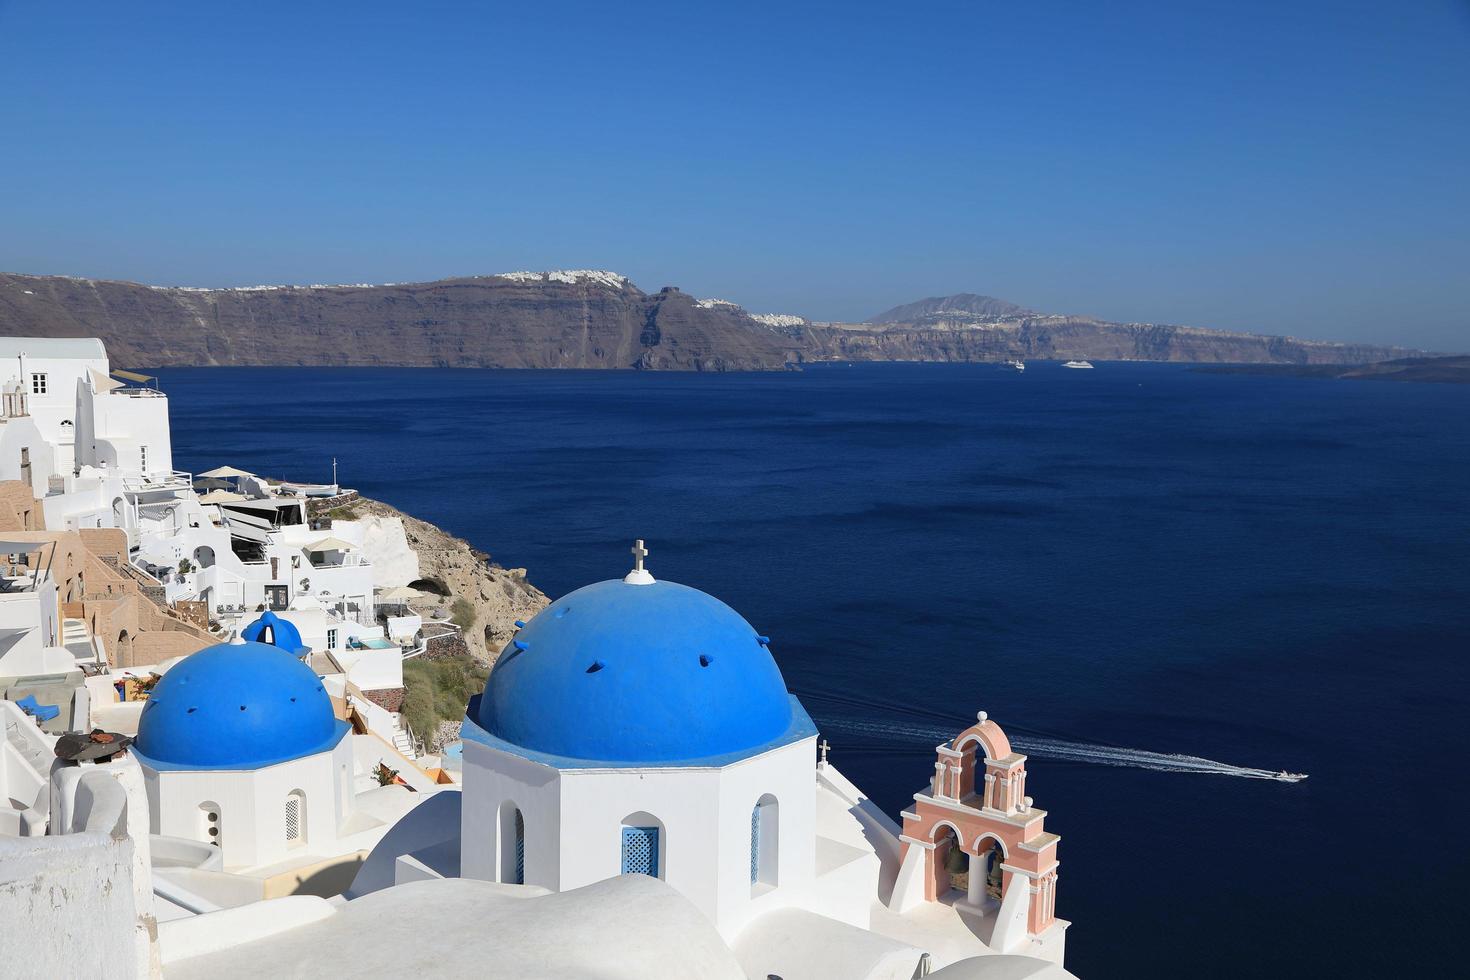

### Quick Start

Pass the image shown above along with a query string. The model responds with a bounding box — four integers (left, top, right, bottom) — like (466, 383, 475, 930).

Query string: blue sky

(1, 0, 1467, 348)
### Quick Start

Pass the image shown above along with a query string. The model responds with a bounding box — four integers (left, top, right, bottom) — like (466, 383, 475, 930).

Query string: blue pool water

(158, 361, 1470, 977)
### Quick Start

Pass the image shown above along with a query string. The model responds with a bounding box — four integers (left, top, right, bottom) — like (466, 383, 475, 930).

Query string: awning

(0, 628, 30, 658)
(225, 523, 272, 545)
(89, 368, 126, 393)
(222, 498, 296, 512)
(112, 369, 155, 384)
(305, 536, 355, 552)
(198, 490, 246, 504)
(377, 586, 420, 602)
(198, 465, 255, 479)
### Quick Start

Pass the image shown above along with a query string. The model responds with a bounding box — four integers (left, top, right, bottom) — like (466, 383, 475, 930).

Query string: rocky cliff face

(0, 271, 802, 371)
(0, 272, 1424, 368)
(798, 315, 1423, 365)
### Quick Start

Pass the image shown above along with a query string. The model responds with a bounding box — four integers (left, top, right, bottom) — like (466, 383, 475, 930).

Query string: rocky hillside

(0, 272, 1428, 368)
(800, 315, 1423, 366)
(0, 270, 803, 372)
(866, 293, 1034, 324)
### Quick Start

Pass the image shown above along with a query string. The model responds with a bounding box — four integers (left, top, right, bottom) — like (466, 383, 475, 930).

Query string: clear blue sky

(1, 0, 1467, 349)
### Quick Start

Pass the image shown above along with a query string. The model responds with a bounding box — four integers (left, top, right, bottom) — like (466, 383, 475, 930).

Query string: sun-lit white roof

(0, 337, 107, 360)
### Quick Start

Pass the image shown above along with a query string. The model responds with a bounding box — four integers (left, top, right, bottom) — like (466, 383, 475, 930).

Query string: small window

(285, 791, 306, 846)
(499, 802, 525, 884)
(140, 445, 149, 473)
(621, 826, 660, 877)
(514, 810, 525, 884)
(326, 628, 338, 650)
(30, 373, 47, 395)
(751, 794, 779, 889)
(199, 802, 221, 847)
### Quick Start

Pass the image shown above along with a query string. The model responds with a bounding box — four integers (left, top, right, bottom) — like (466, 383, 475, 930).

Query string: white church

(1, 333, 1077, 978)
(31, 542, 1067, 978)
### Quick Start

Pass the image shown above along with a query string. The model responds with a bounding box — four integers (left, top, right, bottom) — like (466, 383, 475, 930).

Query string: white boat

(1004, 359, 1025, 372)
(1061, 360, 1094, 369)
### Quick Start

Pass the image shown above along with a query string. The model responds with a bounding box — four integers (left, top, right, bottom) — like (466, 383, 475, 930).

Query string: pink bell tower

(886, 711, 1067, 961)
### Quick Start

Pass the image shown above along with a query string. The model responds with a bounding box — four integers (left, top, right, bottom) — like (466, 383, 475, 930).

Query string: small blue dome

(134, 641, 345, 770)
(472, 579, 794, 763)
(241, 610, 306, 655)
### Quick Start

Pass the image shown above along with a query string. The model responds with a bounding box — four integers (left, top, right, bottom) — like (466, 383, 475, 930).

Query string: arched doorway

(932, 824, 966, 900)
(285, 790, 307, 848)
(498, 801, 524, 884)
(750, 794, 779, 890)
(969, 835, 1007, 910)
(199, 801, 221, 849)
(194, 545, 215, 569)
(115, 630, 133, 667)
(621, 811, 664, 879)
(111, 497, 126, 529)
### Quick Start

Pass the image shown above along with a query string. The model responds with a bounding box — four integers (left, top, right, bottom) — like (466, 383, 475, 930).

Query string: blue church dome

(240, 610, 307, 656)
(134, 640, 347, 770)
(470, 578, 803, 764)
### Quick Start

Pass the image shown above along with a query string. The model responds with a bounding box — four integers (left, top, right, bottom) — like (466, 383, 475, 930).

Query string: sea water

(161, 361, 1470, 978)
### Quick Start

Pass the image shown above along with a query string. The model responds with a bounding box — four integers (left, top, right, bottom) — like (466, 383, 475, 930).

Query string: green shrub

(400, 654, 488, 742)
(450, 596, 476, 631)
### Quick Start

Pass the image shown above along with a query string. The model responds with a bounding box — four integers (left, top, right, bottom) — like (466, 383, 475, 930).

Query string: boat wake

(816, 717, 1307, 783)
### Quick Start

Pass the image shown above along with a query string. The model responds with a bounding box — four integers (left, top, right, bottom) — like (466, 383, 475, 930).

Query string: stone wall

(422, 633, 470, 661)
(359, 687, 406, 713)
(12, 528, 211, 668)
(0, 479, 40, 531)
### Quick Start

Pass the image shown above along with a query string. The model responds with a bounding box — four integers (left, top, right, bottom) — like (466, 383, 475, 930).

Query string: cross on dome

(624, 539, 655, 585)
(819, 738, 831, 766)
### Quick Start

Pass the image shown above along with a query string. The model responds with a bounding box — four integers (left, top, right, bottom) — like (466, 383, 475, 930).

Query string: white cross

(631, 539, 649, 573)
(818, 738, 830, 765)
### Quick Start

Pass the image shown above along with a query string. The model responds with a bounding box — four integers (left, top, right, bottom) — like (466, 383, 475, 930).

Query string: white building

(457, 552, 821, 942)
(129, 635, 429, 908)
(0, 337, 109, 491)
(342, 544, 1073, 978)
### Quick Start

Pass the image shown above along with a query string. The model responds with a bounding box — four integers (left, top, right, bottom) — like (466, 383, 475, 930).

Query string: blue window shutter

(621, 826, 659, 877)
(750, 806, 760, 883)
(514, 810, 525, 884)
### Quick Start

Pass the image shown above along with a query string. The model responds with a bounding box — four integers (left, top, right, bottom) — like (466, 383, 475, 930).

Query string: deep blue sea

(158, 361, 1469, 978)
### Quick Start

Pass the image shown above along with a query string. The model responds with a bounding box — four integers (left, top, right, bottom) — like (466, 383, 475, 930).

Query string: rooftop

(0, 337, 107, 360)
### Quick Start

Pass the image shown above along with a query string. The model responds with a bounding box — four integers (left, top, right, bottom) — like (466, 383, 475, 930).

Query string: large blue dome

(470, 579, 798, 764)
(134, 641, 346, 770)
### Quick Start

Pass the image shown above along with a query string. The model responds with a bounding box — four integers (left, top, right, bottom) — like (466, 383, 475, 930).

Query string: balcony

(124, 469, 193, 493)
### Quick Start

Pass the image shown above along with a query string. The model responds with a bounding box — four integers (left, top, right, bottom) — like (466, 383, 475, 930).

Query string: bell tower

(886, 711, 1067, 962)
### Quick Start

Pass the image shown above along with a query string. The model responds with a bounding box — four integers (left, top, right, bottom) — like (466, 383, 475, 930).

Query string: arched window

(285, 790, 307, 847)
(750, 794, 779, 890)
(199, 802, 221, 848)
(499, 801, 525, 884)
(620, 811, 664, 879)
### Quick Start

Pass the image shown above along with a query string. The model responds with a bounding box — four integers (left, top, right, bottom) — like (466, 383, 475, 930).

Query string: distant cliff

(0, 273, 1425, 370)
(0, 271, 803, 371)
(800, 316, 1423, 366)
(1199, 354, 1470, 384)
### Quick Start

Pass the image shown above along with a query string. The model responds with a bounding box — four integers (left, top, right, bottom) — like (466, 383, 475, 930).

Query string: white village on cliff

(0, 337, 1074, 979)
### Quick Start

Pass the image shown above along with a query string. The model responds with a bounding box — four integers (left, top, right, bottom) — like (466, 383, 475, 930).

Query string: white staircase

(389, 716, 417, 760)
(61, 618, 97, 664)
